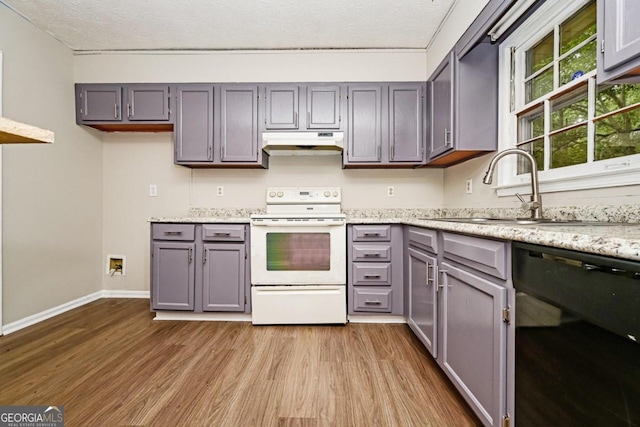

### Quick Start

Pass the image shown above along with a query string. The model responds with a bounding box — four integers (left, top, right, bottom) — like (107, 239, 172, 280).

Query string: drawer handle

(363, 253, 381, 257)
(164, 231, 183, 235)
(365, 300, 382, 305)
(364, 274, 382, 279)
(213, 232, 232, 236)
(364, 232, 381, 237)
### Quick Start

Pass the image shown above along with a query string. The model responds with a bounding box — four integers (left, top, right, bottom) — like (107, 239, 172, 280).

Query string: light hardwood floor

(0, 299, 480, 426)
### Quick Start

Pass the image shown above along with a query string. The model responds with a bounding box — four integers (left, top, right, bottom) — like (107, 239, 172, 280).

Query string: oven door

(250, 219, 346, 285)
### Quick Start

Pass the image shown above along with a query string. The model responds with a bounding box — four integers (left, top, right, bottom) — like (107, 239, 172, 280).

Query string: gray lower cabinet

(439, 232, 511, 427)
(597, 0, 640, 83)
(345, 83, 426, 167)
(75, 83, 173, 130)
(348, 224, 403, 315)
(427, 42, 499, 167)
(151, 223, 249, 313)
(405, 226, 439, 358)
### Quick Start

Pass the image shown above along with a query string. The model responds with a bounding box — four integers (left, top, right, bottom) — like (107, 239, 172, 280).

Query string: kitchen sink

(421, 218, 604, 226)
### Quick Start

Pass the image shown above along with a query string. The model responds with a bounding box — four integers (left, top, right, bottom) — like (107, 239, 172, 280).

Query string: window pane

(560, 1, 596, 55)
(526, 33, 554, 77)
(551, 87, 588, 131)
(526, 68, 554, 103)
(595, 107, 640, 160)
(550, 125, 588, 168)
(596, 83, 640, 116)
(518, 111, 544, 141)
(559, 39, 597, 85)
(516, 139, 544, 174)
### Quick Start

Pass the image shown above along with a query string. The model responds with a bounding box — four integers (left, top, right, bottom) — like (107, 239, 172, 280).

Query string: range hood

(262, 132, 344, 156)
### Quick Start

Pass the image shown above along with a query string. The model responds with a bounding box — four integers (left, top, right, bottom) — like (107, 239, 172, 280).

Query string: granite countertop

(149, 206, 640, 261)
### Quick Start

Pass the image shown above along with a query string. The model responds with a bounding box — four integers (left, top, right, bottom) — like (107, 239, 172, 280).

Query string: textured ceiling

(0, 0, 456, 51)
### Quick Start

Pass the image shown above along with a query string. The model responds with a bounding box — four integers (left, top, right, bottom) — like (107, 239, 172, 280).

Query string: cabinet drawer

(152, 224, 195, 241)
(352, 244, 391, 262)
(352, 225, 391, 241)
(353, 288, 392, 312)
(407, 227, 438, 253)
(352, 263, 391, 286)
(202, 224, 245, 242)
(442, 232, 508, 280)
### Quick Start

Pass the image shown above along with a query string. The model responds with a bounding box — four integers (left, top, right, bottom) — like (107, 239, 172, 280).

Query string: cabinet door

(202, 243, 246, 312)
(78, 84, 123, 122)
(306, 85, 341, 129)
(429, 52, 455, 158)
(600, 0, 640, 72)
(175, 85, 214, 163)
(126, 84, 170, 121)
(220, 85, 259, 162)
(152, 242, 195, 310)
(264, 85, 299, 130)
(407, 247, 438, 358)
(440, 261, 507, 427)
(347, 85, 383, 163)
(389, 84, 424, 163)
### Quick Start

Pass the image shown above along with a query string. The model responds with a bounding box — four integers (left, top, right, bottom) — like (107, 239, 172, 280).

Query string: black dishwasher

(512, 242, 640, 427)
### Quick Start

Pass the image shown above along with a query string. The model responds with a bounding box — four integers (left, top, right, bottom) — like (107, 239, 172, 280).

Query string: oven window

(266, 233, 330, 271)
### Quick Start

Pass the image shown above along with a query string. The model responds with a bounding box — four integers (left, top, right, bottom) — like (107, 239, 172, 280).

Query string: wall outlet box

(387, 186, 395, 197)
(149, 184, 158, 197)
(465, 179, 473, 194)
(217, 186, 224, 197)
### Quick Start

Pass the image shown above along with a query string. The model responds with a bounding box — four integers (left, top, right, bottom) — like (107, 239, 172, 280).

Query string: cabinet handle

(364, 232, 380, 237)
(437, 267, 447, 292)
(114, 103, 119, 119)
(164, 231, 183, 235)
(363, 253, 381, 257)
(426, 263, 433, 285)
(203, 248, 207, 264)
(188, 247, 193, 264)
(127, 102, 132, 119)
(365, 301, 382, 305)
(294, 111, 298, 127)
(364, 274, 382, 279)
(213, 232, 231, 236)
(307, 111, 311, 128)
(444, 128, 451, 146)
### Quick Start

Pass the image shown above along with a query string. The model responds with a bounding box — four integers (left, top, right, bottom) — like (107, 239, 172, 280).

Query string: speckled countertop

(149, 205, 640, 261)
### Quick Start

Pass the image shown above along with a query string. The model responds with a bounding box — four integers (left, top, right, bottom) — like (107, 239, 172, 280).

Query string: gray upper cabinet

(306, 84, 341, 129)
(220, 85, 260, 163)
(78, 84, 123, 122)
(262, 83, 342, 131)
(597, 0, 640, 83)
(389, 83, 425, 163)
(175, 85, 214, 164)
(76, 83, 173, 130)
(345, 82, 426, 167)
(428, 43, 499, 167)
(264, 85, 299, 130)
(429, 54, 454, 159)
(346, 85, 383, 163)
(126, 84, 171, 121)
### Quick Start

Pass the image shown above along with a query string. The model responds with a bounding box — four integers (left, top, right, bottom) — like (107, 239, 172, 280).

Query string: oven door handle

(251, 221, 345, 227)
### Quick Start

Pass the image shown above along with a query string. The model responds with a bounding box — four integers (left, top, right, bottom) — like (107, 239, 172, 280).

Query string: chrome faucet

(482, 148, 543, 219)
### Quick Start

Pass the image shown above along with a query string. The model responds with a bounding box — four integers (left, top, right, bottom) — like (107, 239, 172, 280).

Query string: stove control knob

(332, 191, 339, 197)
(277, 191, 284, 198)
(324, 191, 330, 197)
(269, 191, 276, 198)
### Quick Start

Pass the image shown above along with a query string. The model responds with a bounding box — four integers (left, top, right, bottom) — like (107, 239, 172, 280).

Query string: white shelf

(0, 117, 54, 144)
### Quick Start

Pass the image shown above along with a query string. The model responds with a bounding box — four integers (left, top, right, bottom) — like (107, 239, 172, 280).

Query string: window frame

(495, 0, 640, 197)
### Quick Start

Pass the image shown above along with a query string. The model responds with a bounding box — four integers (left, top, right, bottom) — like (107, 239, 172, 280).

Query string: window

(497, 0, 640, 195)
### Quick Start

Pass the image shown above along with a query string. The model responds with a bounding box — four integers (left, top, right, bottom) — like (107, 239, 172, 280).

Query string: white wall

(75, 50, 445, 292)
(0, 5, 103, 324)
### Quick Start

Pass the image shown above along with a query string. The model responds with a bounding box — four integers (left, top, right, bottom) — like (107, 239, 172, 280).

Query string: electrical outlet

(149, 184, 158, 197)
(465, 179, 473, 194)
(217, 186, 224, 197)
(387, 186, 395, 197)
